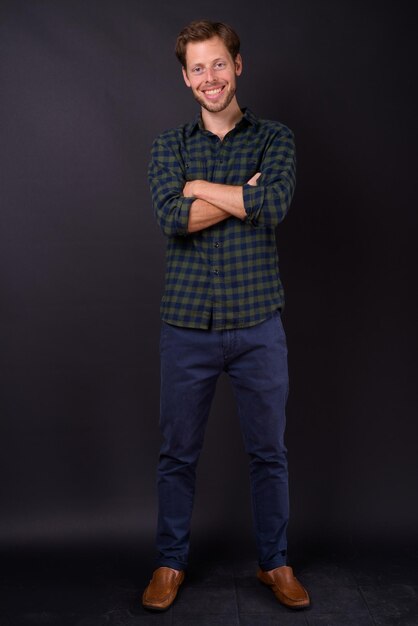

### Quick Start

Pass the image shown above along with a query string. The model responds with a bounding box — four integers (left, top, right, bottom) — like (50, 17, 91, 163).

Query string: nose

(205, 68, 215, 82)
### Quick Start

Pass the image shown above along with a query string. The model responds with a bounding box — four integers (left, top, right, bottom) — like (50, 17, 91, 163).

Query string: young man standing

(143, 20, 310, 612)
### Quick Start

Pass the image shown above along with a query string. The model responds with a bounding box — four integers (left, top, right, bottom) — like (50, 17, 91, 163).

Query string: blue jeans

(156, 312, 289, 571)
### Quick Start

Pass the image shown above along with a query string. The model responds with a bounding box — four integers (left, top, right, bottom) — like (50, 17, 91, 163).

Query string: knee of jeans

(248, 447, 288, 467)
(157, 455, 200, 485)
(158, 446, 201, 470)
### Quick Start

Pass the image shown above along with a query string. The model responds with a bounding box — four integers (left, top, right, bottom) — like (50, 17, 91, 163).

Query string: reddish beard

(193, 84, 236, 113)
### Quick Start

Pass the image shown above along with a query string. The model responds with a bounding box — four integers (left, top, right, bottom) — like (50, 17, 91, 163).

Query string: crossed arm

(149, 128, 295, 237)
(183, 173, 261, 233)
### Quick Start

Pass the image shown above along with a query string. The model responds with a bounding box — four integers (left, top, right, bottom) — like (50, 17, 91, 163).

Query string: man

(143, 20, 310, 612)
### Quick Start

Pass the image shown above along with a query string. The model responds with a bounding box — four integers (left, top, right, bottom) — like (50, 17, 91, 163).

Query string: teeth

(205, 88, 222, 95)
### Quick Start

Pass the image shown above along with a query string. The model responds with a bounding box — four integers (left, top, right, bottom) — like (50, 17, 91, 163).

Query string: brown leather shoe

(142, 567, 185, 611)
(257, 565, 310, 609)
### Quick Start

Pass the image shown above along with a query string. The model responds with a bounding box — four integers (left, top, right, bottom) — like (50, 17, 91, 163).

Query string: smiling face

(182, 36, 242, 113)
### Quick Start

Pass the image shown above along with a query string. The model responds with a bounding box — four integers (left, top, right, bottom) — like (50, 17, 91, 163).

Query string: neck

(201, 98, 243, 139)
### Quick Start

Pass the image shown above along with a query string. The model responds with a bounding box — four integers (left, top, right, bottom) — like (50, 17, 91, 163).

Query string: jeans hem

(155, 559, 187, 571)
(259, 556, 287, 571)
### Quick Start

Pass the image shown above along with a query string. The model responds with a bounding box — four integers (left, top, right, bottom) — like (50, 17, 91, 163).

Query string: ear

(182, 66, 191, 88)
(235, 54, 243, 77)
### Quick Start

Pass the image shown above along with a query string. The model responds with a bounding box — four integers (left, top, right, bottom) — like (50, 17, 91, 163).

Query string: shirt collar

(185, 107, 259, 137)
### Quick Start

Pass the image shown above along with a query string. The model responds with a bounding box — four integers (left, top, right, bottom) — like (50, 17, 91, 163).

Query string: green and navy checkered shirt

(148, 108, 296, 330)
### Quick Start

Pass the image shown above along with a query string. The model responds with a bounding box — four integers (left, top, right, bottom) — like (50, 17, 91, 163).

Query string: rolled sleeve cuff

(175, 196, 195, 236)
(243, 183, 265, 225)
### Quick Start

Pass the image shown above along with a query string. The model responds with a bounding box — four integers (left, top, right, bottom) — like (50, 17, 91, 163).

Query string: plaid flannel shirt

(148, 108, 296, 330)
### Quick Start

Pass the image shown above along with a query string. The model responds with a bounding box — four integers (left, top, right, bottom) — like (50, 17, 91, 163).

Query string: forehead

(185, 36, 232, 67)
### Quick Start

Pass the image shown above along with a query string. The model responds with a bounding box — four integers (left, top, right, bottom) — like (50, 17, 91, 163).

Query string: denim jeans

(156, 311, 289, 571)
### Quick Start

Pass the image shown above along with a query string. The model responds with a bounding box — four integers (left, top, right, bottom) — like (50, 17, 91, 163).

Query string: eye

(214, 62, 226, 70)
(191, 66, 203, 74)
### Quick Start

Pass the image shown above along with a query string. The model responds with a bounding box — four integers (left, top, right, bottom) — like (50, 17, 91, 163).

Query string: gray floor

(0, 542, 417, 625)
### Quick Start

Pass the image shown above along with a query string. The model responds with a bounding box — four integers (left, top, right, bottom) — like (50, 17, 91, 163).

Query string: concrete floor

(0, 541, 417, 625)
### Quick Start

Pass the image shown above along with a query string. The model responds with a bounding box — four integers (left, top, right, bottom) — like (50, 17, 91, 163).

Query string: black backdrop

(1, 0, 417, 557)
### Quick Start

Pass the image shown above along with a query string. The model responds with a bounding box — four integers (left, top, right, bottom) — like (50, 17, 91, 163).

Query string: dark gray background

(1, 0, 417, 558)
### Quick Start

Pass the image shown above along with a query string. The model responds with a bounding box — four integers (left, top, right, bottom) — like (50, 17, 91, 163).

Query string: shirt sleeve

(148, 134, 194, 237)
(242, 127, 296, 228)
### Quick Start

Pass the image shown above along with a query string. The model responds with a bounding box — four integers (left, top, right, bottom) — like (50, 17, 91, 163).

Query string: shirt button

(213, 269, 219, 275)
(214, 242, 220, 248)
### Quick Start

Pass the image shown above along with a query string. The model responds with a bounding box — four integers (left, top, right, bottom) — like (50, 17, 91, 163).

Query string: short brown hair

(175, 20, 240, 68)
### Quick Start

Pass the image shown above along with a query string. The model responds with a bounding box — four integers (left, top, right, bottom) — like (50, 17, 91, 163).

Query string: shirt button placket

(213, 140, 227, 183)
(212, 239, 222, 326)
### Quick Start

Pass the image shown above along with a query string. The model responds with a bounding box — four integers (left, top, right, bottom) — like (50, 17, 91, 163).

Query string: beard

(193, 84, 237, 113)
